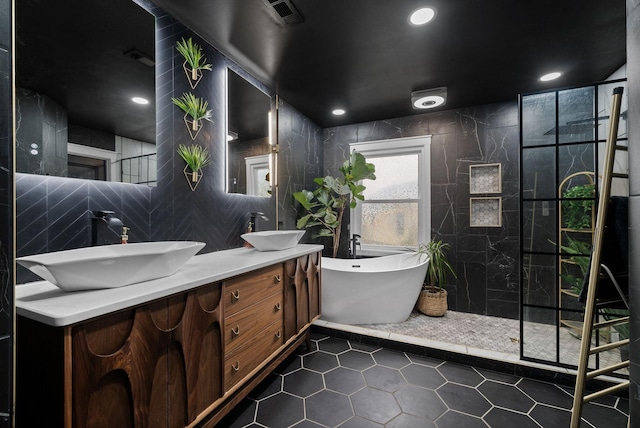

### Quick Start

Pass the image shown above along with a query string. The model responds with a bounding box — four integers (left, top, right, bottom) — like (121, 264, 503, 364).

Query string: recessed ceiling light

(409, 7, 436, 26)
(132, 97, 149, 105)
(332, 108, 346, 116)
(539, 72, 562, 82)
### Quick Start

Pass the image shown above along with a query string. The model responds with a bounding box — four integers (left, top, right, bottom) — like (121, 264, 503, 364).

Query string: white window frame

(350, 135, 431, 257)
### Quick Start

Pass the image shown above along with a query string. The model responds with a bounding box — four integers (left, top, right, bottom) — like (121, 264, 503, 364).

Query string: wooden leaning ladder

(570, 87, 629, 428)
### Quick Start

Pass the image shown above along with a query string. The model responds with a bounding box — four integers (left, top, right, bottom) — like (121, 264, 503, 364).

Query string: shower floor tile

(219, 334, 629, 427)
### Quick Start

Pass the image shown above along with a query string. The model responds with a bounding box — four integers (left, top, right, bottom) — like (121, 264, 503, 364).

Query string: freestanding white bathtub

(321, 252, 429, 324)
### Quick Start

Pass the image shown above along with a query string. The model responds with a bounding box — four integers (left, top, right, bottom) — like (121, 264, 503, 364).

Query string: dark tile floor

(219, 333, 629, 427)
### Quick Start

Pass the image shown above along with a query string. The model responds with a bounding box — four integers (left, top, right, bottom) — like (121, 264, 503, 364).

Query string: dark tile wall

(13, 1, 310, 275)
(627, 0, 640, 424)
(0, 0, 12, 424)
(324, 103, 520, 319)
(276, 98, 324, 233)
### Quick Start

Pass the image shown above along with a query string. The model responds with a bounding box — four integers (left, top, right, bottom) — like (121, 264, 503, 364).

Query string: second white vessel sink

(17, 241, 205, 292)
(241, 230, 305, 251)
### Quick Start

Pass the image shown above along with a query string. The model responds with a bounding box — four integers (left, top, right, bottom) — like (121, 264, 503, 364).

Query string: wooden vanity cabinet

(16, 251, 321, 428)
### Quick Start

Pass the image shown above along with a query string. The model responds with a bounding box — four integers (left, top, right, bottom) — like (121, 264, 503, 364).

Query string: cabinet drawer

(225, 292, 283, 355)
(224, 264, 283, 316)
(224, 320, 284, 392)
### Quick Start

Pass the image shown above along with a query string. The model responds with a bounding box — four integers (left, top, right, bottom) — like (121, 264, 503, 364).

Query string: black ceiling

(16, 0, 627, 142)
(153, 0, 626, 128)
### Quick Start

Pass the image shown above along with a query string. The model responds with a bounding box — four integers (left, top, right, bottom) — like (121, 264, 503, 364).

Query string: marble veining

(324, 102, 520, 319)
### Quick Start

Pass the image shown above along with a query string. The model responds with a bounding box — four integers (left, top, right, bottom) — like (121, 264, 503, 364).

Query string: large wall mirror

(15, 0, 157, 186)
(226, 69, 273, 197)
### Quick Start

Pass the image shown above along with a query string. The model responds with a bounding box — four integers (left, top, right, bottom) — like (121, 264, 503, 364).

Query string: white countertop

(16, 244, 323, 327)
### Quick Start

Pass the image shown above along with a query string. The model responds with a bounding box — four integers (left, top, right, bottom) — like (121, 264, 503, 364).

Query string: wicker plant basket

(417, 286, 448, 317)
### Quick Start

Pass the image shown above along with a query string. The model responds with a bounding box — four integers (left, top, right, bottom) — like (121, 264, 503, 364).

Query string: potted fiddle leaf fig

(171, 92, 213, 139)
(416, 240, 456, 317)
(293, 151, 376, 258)
(177, 143, 211, 189)
(176, 37, 212, 88)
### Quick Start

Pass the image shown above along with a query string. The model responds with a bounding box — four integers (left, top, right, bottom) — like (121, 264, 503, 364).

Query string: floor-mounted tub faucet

(350, 234, 361, 259)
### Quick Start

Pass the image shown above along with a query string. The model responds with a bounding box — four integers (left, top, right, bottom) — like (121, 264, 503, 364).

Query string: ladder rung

(589, 339, 629, 355)
(586, 360, 630, 379)
(611, 172, 629, 179)
(615, 145, 628, 151)
(583, 381, 630, 404)
(593, 316, 629, 330)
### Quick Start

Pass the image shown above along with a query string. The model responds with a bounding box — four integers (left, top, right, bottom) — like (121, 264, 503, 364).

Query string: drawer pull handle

(275, 302, 281, 311)
(231, 289, 240, 301)
(232, 361, 240, 372)
(231, 325, 240, 336)
(275, 331, 282, 339)
(274, 274, 282, 283)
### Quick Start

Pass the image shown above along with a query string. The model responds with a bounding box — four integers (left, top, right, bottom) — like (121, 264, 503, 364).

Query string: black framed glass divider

(519, 79, 628, 372)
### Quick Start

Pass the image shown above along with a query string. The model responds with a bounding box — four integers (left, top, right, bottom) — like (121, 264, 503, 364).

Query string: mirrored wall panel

(226, 69, 272, 197)
(15, 0, 157, 185)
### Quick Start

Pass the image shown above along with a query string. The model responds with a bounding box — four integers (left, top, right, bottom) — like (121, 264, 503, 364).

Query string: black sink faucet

(350, 234, 361, 259)
(249, 212, 269, 232)
(91, 210, 124, 245)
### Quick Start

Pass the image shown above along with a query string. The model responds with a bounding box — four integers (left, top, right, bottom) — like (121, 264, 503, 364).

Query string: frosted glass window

(363, 154, 418, 199)
(361, 202, 419, 247)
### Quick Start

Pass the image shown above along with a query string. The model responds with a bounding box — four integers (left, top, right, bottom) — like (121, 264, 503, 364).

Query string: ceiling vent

(263, 0, 304, 27)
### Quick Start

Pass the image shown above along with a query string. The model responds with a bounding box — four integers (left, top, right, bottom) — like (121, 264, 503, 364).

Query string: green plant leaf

(176, 37, 212, 71)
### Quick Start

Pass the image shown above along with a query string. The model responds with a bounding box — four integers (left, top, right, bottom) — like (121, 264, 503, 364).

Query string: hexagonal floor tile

(351, 387, 402, 424)
(306, 389, 354, 426)
(437, 383, 492, 417)
(255, 393, 305, 428)
(517, 378, 573, 409)
(478, 380, 534, 413)
(302, 351, 339, 373)
(337, 416, 384, 427)
(394, 384, 447, 420)
(275, 355, 302, 375)
(324, 366, 366, 395)
(291, 420, 324, 427)
(435, 410, 487, 428)
(363, 365, 406, 392)
(316, 337, 351, 354)
(406, 353, 443, 367)
(386, 412, 436, 428)
(372, 349, 411, 369)
(582, 402, 630, 427)
(248, 372, 282, 400)
(529, 403, 571, 427)
(339, 350, 376, 370)
(283, 369, 324, 398)
(400, 364, 446, 389)
(437, 362, 484, 387)
(483, 408, 539, 427)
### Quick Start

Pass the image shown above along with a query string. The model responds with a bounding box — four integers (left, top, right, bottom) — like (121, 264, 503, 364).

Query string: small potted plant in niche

(171, 92, 213, 139)
(177, 143, 211, 190)
(416, 240, 456, 317)
(176, 37, 212, 88)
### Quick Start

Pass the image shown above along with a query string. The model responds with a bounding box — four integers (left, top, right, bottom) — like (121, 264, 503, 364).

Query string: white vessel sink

(241, 230, 305, 251)
(17, 241, 205, 292)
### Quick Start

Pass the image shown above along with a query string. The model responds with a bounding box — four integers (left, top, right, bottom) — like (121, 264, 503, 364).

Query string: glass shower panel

(522, 254, 556, 307)
(522, 307, 557, 362)
(598, 82, 628, 141)
(558, 87, 595, 144)
(522, 201, 556, 254)
(521, 146, 556, 199)
(522, 92, 556, 147)
(557, 143, 595, 186)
